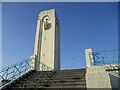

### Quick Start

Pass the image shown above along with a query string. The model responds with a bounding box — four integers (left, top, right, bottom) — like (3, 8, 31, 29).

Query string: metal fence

(0, 59, 30, 87)
(0, 58, 53, 88)
(90, 50, 120, 66)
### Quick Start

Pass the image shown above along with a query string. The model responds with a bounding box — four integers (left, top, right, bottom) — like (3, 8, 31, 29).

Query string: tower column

(30, 9, 60, 71)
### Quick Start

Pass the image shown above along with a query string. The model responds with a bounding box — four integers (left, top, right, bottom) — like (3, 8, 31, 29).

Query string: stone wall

(86, 64, 120, 89)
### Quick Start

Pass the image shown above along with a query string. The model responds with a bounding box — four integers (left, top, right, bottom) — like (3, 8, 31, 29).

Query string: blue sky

(2, 2, 118, 70)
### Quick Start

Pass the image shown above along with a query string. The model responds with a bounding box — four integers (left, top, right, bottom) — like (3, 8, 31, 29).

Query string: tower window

(43, 16, 51, 30)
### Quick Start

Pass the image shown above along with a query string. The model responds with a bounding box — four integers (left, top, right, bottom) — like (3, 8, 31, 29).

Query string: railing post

(85, 48, 94, 67)
(30, 55, 39, 71)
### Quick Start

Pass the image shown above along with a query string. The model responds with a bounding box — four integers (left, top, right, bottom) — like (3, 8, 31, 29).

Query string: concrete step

(15, 81, 86, 88)
(50, 82, 86, 86)
(23, 76, 85, 81)
(17, 80, 86, 86)
(3, 69, 87, 89)
(13, 84, 45, 88)
(59, 68, 86, 71)
(15, 83, 49, 88)
(12, 86, 87, 89)
(45, 86, 87, 88)
(25, 76, 85, 80)
(29, 73, 85, 77)
(30, 74, 55, 77)
(25, 76, 84, 81)
(55, 74, 85, 77)
(20, 78, 85, 83)
(56, 72, 85, 75)
(57, 69, 86, 73)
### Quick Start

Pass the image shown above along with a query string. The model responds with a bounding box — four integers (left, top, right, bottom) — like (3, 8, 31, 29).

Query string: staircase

(2, 68, 86, 89)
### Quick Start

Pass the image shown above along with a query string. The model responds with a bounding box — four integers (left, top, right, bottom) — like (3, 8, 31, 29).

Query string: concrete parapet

(85, 48, 94, 68)
(103, 64, 120, 88)
(86, 66, 112, 88)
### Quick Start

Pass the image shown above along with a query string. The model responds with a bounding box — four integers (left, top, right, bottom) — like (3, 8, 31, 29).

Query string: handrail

(105, 64, 120, 77)
(0, 58, 53, 88)
(0, 59, 31, 87)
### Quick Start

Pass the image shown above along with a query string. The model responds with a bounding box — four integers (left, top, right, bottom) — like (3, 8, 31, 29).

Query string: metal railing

(0, 59, 31, 87)
(0, 58, 53, 88)
(106, 64, 120, 76)
(40, 62, 53, 71)
(89, 50, 120, 66)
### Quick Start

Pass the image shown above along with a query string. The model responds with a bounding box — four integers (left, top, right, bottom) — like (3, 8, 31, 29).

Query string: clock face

(43, 15, 51, 30)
